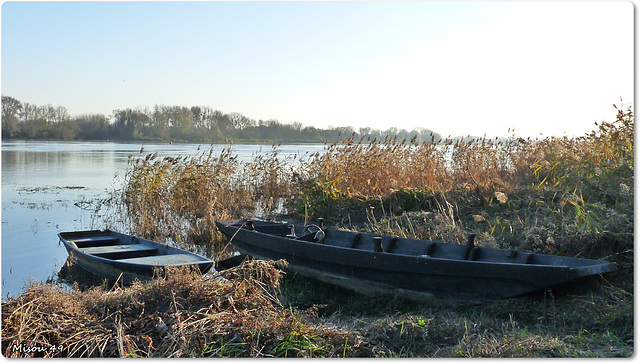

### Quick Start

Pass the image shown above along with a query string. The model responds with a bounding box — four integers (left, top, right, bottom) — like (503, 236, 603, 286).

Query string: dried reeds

(2, 259, 377, 358)
(3, 260, 345, 358)
(110, 105, 633, 260)
(109, 145, 296, 259)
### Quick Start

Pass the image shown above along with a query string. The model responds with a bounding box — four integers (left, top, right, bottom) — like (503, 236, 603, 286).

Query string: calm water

(1, 140, 325, 298)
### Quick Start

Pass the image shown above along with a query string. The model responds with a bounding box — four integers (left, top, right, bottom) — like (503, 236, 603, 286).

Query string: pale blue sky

(1, 1, 634, 137)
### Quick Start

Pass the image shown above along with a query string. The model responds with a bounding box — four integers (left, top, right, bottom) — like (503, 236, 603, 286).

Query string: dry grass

(1, 261, 377, 358)
(307, 135, 450, 197)
(276, 271, 633, 358)
(5, 263, 630, 358)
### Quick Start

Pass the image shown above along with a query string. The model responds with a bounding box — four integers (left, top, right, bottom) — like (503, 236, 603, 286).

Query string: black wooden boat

(58, 230, 214, 284)
(215, 219, 617, 303)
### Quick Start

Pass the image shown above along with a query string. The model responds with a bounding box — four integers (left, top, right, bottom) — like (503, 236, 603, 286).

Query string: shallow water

(1, 140, 324, 298)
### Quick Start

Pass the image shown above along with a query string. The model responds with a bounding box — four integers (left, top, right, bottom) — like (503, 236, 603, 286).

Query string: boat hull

(59, 230, 214, 285)
(215, 220, 617, 303)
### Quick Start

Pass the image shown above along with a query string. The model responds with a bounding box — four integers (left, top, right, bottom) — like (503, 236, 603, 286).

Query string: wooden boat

(58, 230, 214, 284)
(215, 219, 617, 303)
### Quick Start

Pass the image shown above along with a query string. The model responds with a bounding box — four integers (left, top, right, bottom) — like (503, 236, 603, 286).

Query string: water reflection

(48, 257, 109, 292)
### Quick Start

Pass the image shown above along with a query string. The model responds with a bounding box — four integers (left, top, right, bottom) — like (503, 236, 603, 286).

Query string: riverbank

(1, 107, 633, 357)
(1, 257, 632, 358)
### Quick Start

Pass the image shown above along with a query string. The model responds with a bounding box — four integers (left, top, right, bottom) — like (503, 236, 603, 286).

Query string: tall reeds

(112, 106, 632, 261)
(114, 146, 244, 256)
(110, 145, 296, 258)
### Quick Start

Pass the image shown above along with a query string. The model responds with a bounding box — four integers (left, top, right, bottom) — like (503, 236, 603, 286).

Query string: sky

(1, 1, 634, 138)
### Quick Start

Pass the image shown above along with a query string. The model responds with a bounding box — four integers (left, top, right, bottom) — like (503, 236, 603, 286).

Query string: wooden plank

(72, 236, 120, 243)
(81, 244, 157, 256)
(116, 254, 206, 265)
(72, 237, 121, 248)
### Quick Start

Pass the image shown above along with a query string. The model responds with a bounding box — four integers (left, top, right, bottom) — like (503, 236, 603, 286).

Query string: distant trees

(113, 108, 149, 140)
(2, 97, 78, 140)
(2, 96, 22, 139)
(74, 114, 110, 139)
(0, 95, 442, 144)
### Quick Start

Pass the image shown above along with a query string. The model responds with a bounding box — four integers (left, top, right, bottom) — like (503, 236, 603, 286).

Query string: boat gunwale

(216, 220, 616, 274)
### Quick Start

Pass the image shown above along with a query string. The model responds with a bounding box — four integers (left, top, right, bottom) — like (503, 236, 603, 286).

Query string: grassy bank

(1, 261, 632, 358)
(2, 106, 633, 357)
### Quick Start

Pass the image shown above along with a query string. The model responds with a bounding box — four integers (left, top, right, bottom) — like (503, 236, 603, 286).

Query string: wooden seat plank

(81, 244, 157, 256)
(72, 236, 121, 243)
(116, 254, 206, 265)
(72, 237, 121, 248)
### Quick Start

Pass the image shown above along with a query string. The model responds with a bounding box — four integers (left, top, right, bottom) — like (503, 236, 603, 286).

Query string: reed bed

(293, 107, 634, 259)
(108, 145, 296, 258)
(106, 105, 633, 260)
(102, 105, 633, 283)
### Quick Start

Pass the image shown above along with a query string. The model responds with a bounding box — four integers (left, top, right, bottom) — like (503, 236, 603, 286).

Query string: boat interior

(60, 231, 207, 265)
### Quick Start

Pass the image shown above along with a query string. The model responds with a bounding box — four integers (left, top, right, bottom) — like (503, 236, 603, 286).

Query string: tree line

(1, 95, 442, 143)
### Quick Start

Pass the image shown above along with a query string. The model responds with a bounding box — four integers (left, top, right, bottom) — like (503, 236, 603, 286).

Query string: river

(1, 140, 325, 298)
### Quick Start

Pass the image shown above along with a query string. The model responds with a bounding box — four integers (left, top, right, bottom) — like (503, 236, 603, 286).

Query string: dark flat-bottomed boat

(215, 219, 617, 303)
(59, 230, 214, 284)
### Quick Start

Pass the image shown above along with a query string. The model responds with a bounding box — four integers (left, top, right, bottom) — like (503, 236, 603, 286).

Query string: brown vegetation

(2, 105, 633, 357)
(1, 261, 378, 358)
